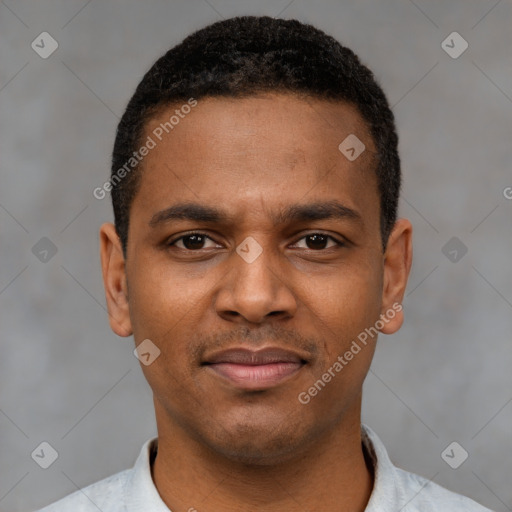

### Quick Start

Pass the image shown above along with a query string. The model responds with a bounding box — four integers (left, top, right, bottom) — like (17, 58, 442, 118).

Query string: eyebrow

(148, 200, 363, 228)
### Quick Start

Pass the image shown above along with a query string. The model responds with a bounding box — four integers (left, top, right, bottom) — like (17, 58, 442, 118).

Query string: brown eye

(293, 233, 343, 250)
(182, 234, 206, 250)
(306, 234, 328, 249)
(168, 233, 218, 250)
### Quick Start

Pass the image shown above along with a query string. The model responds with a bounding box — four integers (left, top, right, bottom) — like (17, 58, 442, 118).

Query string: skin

(100, 93, 413, 512)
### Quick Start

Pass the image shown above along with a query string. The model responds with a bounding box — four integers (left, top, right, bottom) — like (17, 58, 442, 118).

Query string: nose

(214, 241, 298, 325)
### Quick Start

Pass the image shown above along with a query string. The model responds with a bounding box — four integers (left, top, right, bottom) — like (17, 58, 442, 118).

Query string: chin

(199, 415, 316, 466)
(211, 437, 303, 466)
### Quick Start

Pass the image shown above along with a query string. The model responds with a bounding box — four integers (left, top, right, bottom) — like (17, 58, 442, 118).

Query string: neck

(152, 406, 374, 512)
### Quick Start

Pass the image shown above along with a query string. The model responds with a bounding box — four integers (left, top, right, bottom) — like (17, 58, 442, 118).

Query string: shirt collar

(122, 424, 402, 511)
(361, 423, 406, 510)
(123, 437, 170, 511)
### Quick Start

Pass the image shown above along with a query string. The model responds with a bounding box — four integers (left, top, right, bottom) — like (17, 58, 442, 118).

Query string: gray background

(1, 1, 511, 511)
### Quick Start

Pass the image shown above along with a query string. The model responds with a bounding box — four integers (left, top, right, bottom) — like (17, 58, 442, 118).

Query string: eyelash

(166, 231, 345, 251)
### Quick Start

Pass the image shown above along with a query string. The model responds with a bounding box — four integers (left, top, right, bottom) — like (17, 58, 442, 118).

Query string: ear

(99, 222, 133, 337)
(379, 218, 413, 335)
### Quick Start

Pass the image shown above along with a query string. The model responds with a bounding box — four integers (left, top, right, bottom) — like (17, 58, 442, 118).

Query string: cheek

(305, 262, 383, 341)
(299, 270, 380, 409)
(130, 272, 201, 399)
(127, 257, 218, 390)
(127, 255, 207, 339)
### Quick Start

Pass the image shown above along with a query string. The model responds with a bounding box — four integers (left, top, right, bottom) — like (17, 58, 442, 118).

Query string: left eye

(292, 233, 342, 250)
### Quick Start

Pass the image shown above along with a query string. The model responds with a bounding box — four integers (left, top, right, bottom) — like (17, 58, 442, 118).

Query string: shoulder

(34, 469, 130, 512)
(33, 438, 161, 512)
(395, 467, 494, 511)
(361, 424, 494, 512)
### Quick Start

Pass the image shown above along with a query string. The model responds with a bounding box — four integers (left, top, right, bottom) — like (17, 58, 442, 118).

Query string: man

(37, 15, 493, 512)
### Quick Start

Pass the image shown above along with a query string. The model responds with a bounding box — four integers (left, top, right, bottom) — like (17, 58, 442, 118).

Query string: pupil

(184, 234, 204, 250)
(307, 234, 327, 250)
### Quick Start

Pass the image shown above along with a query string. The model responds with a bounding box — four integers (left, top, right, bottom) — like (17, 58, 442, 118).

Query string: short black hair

(111, 15, 400, 255)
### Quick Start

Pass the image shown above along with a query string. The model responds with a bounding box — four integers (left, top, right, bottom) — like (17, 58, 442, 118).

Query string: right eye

(167, 232, 221, 251)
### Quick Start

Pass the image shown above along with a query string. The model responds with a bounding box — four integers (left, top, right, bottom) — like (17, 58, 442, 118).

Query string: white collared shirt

(35, 424, 494, 511)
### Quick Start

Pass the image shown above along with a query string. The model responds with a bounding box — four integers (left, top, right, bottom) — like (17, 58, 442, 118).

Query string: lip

(203, 347, 307, 390)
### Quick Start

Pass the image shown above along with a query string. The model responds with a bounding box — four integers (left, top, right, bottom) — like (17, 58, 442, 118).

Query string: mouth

(202, 347, 308, 390)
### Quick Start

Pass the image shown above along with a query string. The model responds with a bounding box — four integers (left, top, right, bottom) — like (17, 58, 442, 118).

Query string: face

(100, 93, 412, 465)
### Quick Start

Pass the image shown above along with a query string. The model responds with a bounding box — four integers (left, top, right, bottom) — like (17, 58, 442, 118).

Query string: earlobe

(99, 223, 133, 337)
(379, 218, 413, 335)
(378, 301, 404, 335)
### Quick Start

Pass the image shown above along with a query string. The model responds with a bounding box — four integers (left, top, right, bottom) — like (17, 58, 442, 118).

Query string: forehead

(131, 93, 378, 228)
